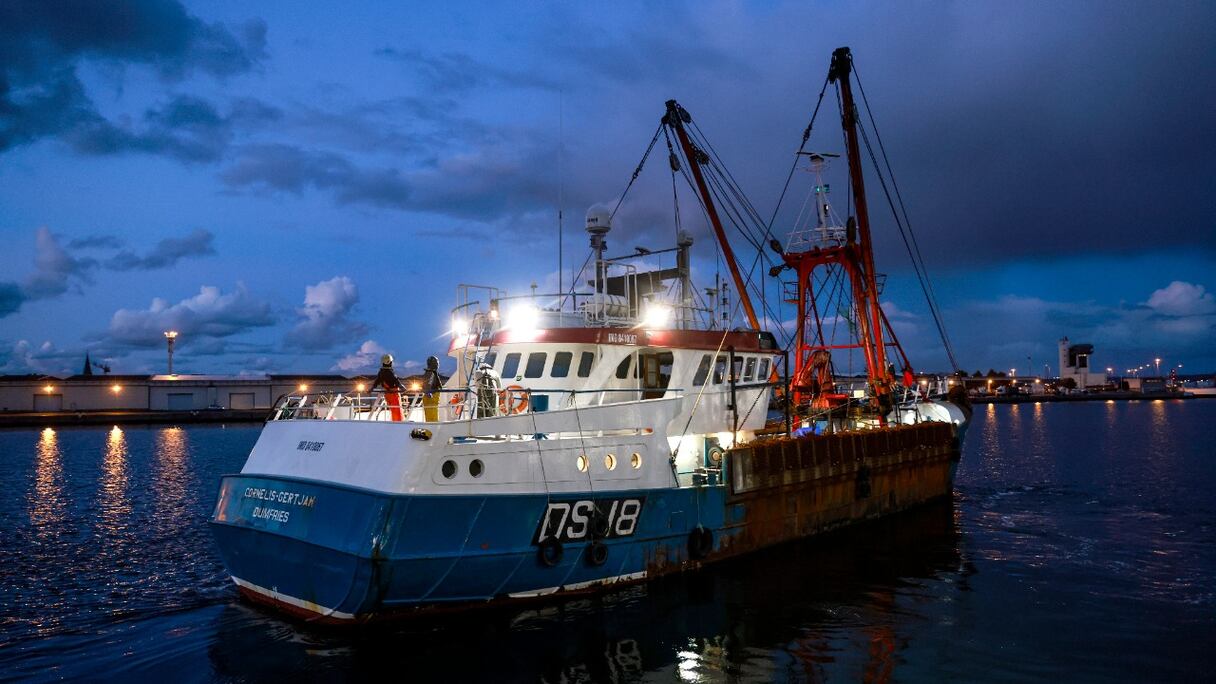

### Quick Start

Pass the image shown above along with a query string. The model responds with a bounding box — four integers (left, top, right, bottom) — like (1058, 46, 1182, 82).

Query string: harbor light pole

(164, 330, 178, 375)
(1154, 357, 1161, 376)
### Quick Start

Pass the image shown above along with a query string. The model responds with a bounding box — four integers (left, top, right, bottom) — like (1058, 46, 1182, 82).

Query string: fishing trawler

(209, 47, 970, 623)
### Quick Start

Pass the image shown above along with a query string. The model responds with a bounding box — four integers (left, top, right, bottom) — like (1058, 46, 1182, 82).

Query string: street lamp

(163, 331, 179, 375)
(1154, 358, 1161, 376)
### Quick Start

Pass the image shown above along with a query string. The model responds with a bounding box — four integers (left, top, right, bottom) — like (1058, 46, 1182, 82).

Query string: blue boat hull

(209, 422, 963, 622)
(209, 475, 731, 621)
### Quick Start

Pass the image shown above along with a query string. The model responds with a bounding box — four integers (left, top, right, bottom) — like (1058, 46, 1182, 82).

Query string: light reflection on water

(29, 427, 65, 530)
(0, 403, 1213, 682)
(99, 426, 131, 529)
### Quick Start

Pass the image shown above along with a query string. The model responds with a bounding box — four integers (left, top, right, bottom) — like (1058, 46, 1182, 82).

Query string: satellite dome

(585, 205, 612, 236)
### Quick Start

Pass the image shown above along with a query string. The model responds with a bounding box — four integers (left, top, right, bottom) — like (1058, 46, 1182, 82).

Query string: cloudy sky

(1, 0, 1213, 377)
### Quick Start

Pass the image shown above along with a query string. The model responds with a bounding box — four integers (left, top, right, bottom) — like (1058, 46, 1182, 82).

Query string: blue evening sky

(1, 1, 1213, 377)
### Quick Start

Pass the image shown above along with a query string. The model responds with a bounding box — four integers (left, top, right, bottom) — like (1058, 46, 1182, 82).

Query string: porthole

(441, 460, 457, 479)
(576, 454, 588, 472)
(469, 459, 484, 478)
(630, 452, 642, 469)
(604, 453, 617, 471)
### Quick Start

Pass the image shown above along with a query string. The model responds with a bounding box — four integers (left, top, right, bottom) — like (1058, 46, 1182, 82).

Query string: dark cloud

(0, 227, 222, 321)
(0, 0, 266, 153)
(286, 276, 368, 350)
(106, 228, 216, 270)
(105, 283, 275, 348)
(375, 48, 562, 93)
(0, 338, 77, 375)
(0, 283, 24, 318)
(287, 95, 485, 157)
(22, 227, 97, 300)
(68, 234, 124, 249)
(0, 228, 96, 319)
(65, 94, 280, 163)
(221, 143, 411, 208)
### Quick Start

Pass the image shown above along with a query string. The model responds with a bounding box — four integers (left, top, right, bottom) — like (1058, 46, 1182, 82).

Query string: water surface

(1, 400, 1213, 681)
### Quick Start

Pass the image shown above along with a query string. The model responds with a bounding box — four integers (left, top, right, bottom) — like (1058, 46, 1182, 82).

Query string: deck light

(451, 317, 469, 336)
(44, 384, 54, 393)
(298, 383, 309, 392)
(506, 304, 539, 332)
(356, 382, 366, 392)
(111, 384, 121, 394)
(409, 382, 421, 392)
(642, 303, 672, 329)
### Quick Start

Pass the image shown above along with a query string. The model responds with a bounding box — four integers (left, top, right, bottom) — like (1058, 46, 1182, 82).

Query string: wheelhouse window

(483, 352, 498, 369)
(577, 351, 594, 377)
(551, 351, 573, 378)
(757, 357, 771, 380)
(731, 356, 744, 383)
(502, 353, 521, 379)
(744, 357, 756, 381)
(525, 352, 547, 378)
(615, 355, 632, 379)
(713, 356, 727, 384)
(693, 354, 711, 386)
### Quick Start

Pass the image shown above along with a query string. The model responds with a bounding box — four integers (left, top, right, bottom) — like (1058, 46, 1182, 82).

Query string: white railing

(268, 387, 695, 424)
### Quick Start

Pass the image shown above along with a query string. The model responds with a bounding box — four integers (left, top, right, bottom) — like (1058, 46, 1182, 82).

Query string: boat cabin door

(640, 351, 673, 399)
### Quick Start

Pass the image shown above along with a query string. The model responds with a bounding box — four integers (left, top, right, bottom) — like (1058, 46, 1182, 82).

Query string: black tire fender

(537, 538, 563, 567)
(688, 526, 713, 560)
(586, 540, 608, 566)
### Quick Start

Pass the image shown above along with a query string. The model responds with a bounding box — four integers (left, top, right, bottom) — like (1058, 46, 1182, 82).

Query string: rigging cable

(855, 119, 958, 371)
(610, 123, 664, 220)
(851, 62, 959, 370)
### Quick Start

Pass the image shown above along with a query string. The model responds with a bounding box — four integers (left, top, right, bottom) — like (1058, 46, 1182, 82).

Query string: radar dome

(585, 205, 612, 236)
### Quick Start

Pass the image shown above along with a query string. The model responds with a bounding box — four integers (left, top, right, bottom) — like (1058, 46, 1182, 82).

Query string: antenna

(557, 89, 564, 306)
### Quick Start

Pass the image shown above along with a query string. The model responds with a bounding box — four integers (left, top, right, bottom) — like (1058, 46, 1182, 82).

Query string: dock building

(1058, 337, 1107, 388)
(0, 374, 374, 413)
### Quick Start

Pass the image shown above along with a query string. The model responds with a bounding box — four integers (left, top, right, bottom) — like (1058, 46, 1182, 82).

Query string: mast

(775, 47, 904, 410)
(829, 47, 891, 397)
(663, 100, 761, 331)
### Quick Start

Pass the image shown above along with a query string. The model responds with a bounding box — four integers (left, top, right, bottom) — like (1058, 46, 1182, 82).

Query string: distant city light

(164, 330, 179, 375)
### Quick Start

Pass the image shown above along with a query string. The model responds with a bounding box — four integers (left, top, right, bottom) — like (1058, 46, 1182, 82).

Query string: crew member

(421, 355, 443, 422)
(472, 362, 502, 418)
(369, 354, 406, 421)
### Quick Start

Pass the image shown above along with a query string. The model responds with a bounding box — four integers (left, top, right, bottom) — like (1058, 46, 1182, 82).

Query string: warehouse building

(0, 373, 371, 413)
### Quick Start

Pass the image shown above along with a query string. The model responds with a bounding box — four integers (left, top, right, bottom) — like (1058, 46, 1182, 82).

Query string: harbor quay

(0, 373, 429, 427)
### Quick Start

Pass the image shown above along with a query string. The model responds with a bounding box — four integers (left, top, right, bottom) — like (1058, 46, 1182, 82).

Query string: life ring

(448, 392, 465, 419)
(688, 526, 713, 560)
(498, 385, 530, 415)
(585, 540, 608, 567)
(537, 538, 563, 567)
